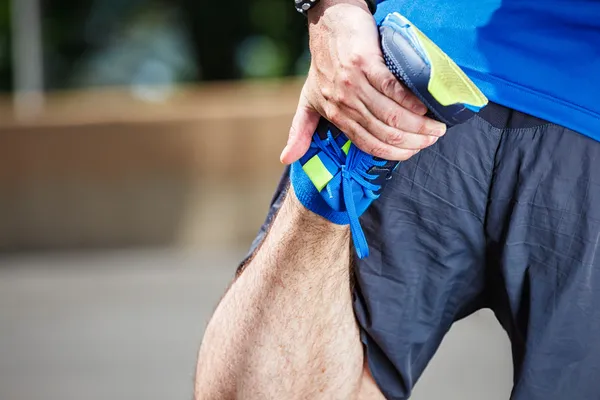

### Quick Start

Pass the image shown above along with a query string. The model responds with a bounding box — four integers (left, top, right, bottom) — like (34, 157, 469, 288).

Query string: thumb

(280, 97, 320, 165)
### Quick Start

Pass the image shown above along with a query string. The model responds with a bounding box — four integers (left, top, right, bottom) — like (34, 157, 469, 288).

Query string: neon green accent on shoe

(302, 155, 334, 192)
(342, 140, 351, 155)
(410, 24, 487, 108)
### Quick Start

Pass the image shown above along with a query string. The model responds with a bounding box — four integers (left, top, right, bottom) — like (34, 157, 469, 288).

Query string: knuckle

(327, 106, 341, 124)
(381, 76, 399, 94)
(399, 93, 411, 109)
(386, 112, 401, 129)
(386, 130, 406, 147)
(334, 72, 354, 105)
(349, 53, 364, 67)
(321, 86, 333, 102)
(339, 73, 353, 88)
(350, 132, 367, 149)
(395, 84, 409, 103)
(334, 90, 348, 106)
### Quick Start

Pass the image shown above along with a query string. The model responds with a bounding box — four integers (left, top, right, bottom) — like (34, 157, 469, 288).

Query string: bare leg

(194, 186, 384, 399)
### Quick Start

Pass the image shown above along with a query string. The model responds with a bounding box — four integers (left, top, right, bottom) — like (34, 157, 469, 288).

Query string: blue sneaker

(291, 12, 488, 258)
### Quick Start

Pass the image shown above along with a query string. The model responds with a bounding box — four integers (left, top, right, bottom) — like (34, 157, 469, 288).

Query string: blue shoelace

(311, 131, 387, 258)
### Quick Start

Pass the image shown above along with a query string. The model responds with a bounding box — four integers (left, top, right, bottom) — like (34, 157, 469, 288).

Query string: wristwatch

(295, 0, 376, 15)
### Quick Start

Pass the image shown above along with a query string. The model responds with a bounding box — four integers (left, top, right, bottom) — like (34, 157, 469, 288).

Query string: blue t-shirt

(374, 0, 600, 139)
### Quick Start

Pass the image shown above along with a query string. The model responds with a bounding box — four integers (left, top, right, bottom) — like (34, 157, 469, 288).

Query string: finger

(327, 105, 422, 162)
(364, 61, 428, 116)
(337, 102, 439, 151)
(359, 81, 446, 137)
(345, 101, 440, 150)
(280, 97, 321, 165)
(329, 71, 444, 148)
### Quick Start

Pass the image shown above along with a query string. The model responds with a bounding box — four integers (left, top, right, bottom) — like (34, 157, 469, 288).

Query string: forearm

(195, 188, 363, 400)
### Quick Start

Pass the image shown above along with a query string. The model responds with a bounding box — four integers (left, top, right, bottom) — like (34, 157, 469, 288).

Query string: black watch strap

(295, 0, 320, 14)
(364, 0, 376, 13)
(295, 0, 376, 15)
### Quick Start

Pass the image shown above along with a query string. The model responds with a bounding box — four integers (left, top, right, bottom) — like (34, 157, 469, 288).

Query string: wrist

(307, 0, 371, 21)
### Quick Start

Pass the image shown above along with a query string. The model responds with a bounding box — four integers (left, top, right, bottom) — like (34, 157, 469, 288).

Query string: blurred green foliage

(0, 0, 308, 93)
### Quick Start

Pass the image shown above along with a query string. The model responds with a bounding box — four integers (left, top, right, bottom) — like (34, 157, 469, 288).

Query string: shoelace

(311, 131, 387, 258)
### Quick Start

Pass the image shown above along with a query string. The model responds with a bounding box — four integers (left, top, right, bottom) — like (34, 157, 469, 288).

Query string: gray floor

(0, 249, 512, 400)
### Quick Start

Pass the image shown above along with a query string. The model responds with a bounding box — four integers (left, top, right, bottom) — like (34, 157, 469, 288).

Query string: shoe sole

(380, 12, 488, 126)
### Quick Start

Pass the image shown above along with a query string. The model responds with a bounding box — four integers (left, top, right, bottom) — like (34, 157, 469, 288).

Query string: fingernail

(430, 136, 439, 145)
(413, 103, 427, 114)
(430, 123, 447, 136)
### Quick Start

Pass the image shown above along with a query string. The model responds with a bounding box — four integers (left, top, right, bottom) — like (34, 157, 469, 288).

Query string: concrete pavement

(0, 249, 512, 400)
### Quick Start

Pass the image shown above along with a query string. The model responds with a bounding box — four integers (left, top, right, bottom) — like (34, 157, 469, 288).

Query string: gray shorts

(242, 103, 600, 400)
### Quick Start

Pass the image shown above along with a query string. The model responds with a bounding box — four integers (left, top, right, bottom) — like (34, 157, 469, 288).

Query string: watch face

(296, 0, 374, 14)
(295, 0, 320, 14)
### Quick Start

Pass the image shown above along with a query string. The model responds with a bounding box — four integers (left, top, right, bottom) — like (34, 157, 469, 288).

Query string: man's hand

(280, 0, 447, 164)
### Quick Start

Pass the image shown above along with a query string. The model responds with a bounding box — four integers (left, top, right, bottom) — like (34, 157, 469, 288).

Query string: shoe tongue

(317, 118, 344, 139)
(316, 118, 350, 150)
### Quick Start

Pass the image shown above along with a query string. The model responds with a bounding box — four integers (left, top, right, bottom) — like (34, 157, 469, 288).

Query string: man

(195, 0, 600, 399)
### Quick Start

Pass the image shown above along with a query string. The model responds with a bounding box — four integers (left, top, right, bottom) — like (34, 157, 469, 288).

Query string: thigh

(487, 120, 600, 400)
(353, 112, 501, 400)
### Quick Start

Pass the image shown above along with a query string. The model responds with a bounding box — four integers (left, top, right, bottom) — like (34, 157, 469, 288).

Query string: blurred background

(0, 0, 512, 399)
